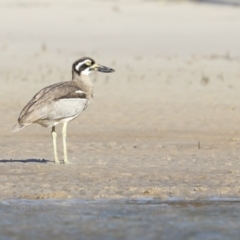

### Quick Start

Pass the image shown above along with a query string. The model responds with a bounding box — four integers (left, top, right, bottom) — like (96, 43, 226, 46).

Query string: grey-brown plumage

(13, 81, 88, 130)
(12, 57, 115, 164)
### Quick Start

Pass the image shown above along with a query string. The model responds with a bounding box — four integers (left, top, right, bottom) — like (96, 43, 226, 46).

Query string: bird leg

(62, 122, 70, 164)
(51, 126, 60, 164)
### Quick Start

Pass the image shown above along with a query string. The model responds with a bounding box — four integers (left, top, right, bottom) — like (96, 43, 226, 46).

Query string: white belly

(49, 98, 88, 125)
(35, 99, 89, 128)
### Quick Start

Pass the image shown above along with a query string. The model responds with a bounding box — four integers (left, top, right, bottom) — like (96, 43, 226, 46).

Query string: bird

(12, 57, 115, 164)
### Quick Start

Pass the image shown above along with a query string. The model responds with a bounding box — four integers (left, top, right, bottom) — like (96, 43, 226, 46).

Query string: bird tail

(12, 123, 26, 132)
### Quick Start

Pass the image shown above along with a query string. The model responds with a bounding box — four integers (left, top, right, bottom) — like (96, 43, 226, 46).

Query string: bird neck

(72, 71, 93, 98)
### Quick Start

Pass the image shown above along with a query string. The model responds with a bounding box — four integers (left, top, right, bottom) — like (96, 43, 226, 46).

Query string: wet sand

(0, 0, 240, 201)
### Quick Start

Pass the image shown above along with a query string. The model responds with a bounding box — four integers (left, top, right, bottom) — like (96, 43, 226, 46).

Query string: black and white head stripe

(72, 57, 95, 74)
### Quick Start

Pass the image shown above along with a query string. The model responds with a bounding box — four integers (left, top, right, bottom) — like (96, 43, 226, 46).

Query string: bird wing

(18, 81, 87, 124)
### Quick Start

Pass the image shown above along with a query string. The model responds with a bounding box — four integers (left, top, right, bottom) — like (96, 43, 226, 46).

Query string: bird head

(72, 57, 115, 76)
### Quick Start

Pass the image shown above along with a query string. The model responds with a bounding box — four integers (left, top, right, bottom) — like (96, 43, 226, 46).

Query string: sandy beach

(0, 0, 240, 201)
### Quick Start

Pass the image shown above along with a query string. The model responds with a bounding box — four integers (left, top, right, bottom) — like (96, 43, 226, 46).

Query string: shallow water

(0, 199, 240, 240)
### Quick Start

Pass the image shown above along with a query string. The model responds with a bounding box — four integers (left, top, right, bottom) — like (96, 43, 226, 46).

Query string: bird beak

(91, 63, 115, 73)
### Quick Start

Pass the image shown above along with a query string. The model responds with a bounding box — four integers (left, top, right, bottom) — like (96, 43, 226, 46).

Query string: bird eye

(85, 61, 92, 66)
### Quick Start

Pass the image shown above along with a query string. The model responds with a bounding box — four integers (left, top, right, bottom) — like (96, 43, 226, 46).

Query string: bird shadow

(0, 159, 52, 164)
